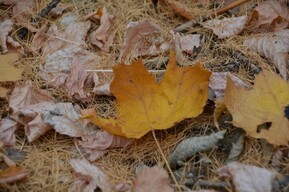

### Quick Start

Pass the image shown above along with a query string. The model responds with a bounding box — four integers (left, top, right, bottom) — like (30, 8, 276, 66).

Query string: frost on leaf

(69, 158, 111, 192)
(224, 70, 289, 145)
(85, 51, 211, 138)
(131, 165, 173, 192)
(217, 162, 277, 192)
(202, 16, 247, 39)
(250, 0, 289, 31)
(244, 29, 289, 80)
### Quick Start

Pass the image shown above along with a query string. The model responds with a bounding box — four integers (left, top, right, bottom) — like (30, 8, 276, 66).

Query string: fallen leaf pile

(0, 0, 289, 191)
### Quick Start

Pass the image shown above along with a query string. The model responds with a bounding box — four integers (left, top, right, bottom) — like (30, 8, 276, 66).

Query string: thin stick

(173, 0, 250, 32)
(86, 69, 166, 73)
(152, 131, 182, 192)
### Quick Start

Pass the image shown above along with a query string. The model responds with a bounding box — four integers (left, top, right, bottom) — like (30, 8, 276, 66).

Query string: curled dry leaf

(0, 19, 13, 53)
(85, 51, 211, 138)
(164, 0, 194, 20)
(217, 162, 277, 192)
(224, 70, 289, 145)
(131, 166, 173, 192)
(30, 22, 49, 55)
(244, 29, 289, 80)
(173, 32, 203, 55)
(202, 16, 247, 39)
(119, 20, 170, 62)
(213, 98, 227, 129)
(12, 0, 36, 24)
(89, 7, 115, 52)
(250, 0, 289, 31)
(168, 130, 226, 168)
(11, 102, 86, 142)
(50, 3, 74, 17)
(69, 158, 111, 192)
(79, 130, 133, 161)
(9, 80, 54, 112)
(0, 118, 17, 146)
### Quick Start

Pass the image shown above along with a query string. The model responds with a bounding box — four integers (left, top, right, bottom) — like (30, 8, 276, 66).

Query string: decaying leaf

(131, 165, 173, 192)
(0, 53, 22, 83)
(9, 81, 54, 112)
(168, 130, 226, 168)
(79, 130, 133, 161)
(224, 70, 289, 145)
(164, 0, 194, 20)
(50, 3, 74, 17)
(202, 16, 247, 39)
(118, 20, 170, 62)
(69, 158, 111, 192)
(0, 166, 29, 185)
(209, 72, 248, 98)
(173, 32, 203, 55)
(250, 0, 289, 31)
(30, 22, 49, 55)
(85, 51, 211, 138)
(244, 29, 289, 80)
(217, 162, 277, 192)
(89, 7, 115, 52)
(0, 118, 17, 146)
(11, 102, 86, 142)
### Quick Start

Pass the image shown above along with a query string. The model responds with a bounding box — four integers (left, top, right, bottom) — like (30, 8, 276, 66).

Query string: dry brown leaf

(89, 7, 115, 52)
(119, 20, 170, 62)
(131, 166, 173, 192)
(11, 102, 86, 142)
(0, 166, 29, 185)
(173, 32, 203, 55)
(0, 87, 9, 98)
(50, 3, 74, 17)
(165, 0, 194, 20)
(217, 162, 277, 192)
(79, 130, 133, 161)
(202, 16, 247, 39)
(250, 0, 289, 31)
(0, 53, 22, 82)
(85, 51, 211, 138)
(0, 118, 17, 146)
(69, 158, 111, 192)
(9, 81, 54, 112)
(0, 19, 13, 53)
(224, 70, 289, 145)
(213, 97, 226, 129)
(30, 22, 49, 55)
(244, 29, 289, 80)
(209, 72, 248, 98)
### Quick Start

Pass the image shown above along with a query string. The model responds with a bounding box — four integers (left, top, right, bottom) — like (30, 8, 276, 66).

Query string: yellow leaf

(0, 87, 9, 98)
(85, 51, 211, 138)
(214, 97, 227, 129)
(224, 71, 289, 145)
(0, 53, 22, 82)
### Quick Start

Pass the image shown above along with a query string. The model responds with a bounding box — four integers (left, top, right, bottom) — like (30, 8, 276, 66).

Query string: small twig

(86, 69, 166, 73)
(39, 0, 61, 18)
(173, 0, 250, 32)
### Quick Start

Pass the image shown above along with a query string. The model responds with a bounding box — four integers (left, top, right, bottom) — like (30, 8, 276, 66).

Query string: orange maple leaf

(224, 70, 289, 145)
(85, 51, 211, 138)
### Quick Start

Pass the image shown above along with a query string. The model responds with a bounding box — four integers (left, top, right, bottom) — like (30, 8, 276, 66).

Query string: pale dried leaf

(79, 131, 133, 161)
(202, 16, 247, 39)
(0, 19, 13, 53)
(244, 29, 289, 80)
(169, 130, 226, 168)
(115, 182, 131, 192)
(12, 0, 36, 24)
(11, 102, 86, 142)
(41, 16, 91, 57)
(0, 53, 22, 82)
(69, 158, 111, 192)
(173, 32, 203, 55)
(30, 22, 49, 55)
(250, 0, 289, 30)
(209, 72, 248, 98)
(131, 166, 173, 192)
(119, 20, 169, 61)
(89, 7, 115, 52)
(6, 36, 23, 54)
(9, 80, 54, 112)
(217, 162, 277, 192)
(0, 118, 17, 146)
(225, 133, 245, 164)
